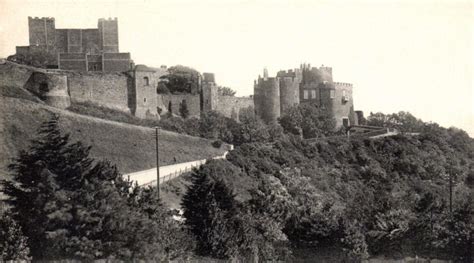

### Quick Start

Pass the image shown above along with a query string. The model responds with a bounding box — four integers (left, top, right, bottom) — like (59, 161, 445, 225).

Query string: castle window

(330, 90, 335, 99)
(311, 90, 316, 99)
(144, 98, 147, 103)
(303, 90, 309, 99)
(342, 90, 346, 97)
(144, 76, 150, 86)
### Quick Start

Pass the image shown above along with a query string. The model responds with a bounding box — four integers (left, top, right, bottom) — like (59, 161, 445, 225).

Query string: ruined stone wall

(215, 96, 254, 121)
(159, 94, 201, 118)
(67, 72, 130, 112)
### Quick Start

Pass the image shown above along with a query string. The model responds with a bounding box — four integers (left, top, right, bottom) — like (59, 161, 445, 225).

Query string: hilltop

(0, 87, 228, 179)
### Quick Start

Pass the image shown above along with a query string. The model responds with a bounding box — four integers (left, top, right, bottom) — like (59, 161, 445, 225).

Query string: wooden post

(155, 127, 160, 200)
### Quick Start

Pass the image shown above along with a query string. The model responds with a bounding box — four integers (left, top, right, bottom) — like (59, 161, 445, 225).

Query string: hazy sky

(0, 0, 472, 136)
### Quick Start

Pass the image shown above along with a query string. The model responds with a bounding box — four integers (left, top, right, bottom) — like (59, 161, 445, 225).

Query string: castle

(254, 64, 362, 127)
(6, 17, 362, 128)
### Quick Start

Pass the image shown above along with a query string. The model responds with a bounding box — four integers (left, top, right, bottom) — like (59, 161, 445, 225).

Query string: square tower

(28, 17, 56, 52)
(98, 18, 119, 53)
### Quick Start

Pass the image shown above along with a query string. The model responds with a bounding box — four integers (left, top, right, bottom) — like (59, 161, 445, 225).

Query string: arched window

(144, 76, 149, 86)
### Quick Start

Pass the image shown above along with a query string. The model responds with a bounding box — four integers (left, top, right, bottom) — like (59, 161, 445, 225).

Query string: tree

(160, 65, 201, 94)
(279, 104, 336, 139)
(199, 111, 232, 142)
(218, 86, 236, 96)
(179, 99, 190, 119)
(0, 211, 30, 261)
(2, 115, 192, 260)
(181, 160, 244, 259)
(168, 101, 173, 116)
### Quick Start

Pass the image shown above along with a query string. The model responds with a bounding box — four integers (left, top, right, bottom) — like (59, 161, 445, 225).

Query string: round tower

(254, 75, 280, 123)
(279, 76, 300, 114)
(25, 72, 70, 109)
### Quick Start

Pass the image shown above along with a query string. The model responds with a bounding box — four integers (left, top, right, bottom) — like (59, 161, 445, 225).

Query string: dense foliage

(183, 116, 473, 261)
(279, 104, 337, 138)
(218, 86, 236, 96)
(1, 115, 193, 260)
(366, 111, 425, 133)
(160, 65, 201, 94)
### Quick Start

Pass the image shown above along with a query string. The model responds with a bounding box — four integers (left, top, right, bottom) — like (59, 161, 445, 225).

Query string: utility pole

(449, 172, 453, 217)
(155, 127, 160, 200)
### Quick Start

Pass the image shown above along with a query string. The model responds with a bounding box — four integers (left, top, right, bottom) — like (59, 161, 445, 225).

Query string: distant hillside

(0, 93, 228, 179)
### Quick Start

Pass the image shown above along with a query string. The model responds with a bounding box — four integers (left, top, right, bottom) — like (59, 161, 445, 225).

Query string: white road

(124, 149, 231, 187)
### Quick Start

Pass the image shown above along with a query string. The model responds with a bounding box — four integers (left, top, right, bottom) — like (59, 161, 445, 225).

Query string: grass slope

(0, 95, 228, 179)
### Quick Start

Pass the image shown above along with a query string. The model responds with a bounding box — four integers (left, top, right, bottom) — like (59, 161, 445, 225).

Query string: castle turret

(254, 70, 280, 123)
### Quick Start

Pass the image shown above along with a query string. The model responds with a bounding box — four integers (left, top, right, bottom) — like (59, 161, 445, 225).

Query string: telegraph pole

(155, 127, 160, 200)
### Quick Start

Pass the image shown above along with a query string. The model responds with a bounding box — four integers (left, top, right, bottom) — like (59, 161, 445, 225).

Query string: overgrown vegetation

(160, 65, 201, 94)
(180, 113, 473, 261)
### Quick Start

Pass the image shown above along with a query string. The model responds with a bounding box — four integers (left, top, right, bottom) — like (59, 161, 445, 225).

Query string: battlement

(28, 16, 55, 22)
(334, 82, 353, 87)
(98, 17, 118, 22)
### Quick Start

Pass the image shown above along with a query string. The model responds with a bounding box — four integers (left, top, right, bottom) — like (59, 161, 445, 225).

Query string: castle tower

(279, 75, 300, 113)
(254, 71, 280, 123)
(330, 82, 355, 128)
(201, 72, 218, 112)
(28, 17, 56, 52)
(132, 65, 160, 119)
(98, 18, 119, 53)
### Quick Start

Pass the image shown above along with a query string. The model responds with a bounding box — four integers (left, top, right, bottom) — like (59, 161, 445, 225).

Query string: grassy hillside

(0, 95, 228, 179)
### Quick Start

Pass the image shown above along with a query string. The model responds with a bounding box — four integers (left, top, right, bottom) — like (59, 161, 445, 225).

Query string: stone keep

(16, 17, 131, 72)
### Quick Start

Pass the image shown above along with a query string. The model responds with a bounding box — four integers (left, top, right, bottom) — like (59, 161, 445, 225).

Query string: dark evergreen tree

(181, 161, 244, 259)
(2, 115, 193, 260)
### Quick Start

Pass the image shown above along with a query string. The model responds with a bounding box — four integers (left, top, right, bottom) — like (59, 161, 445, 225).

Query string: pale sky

(0, 0, 473, 136)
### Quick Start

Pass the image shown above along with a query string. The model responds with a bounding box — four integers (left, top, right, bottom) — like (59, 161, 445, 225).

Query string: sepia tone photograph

(0, 0, 472, 262)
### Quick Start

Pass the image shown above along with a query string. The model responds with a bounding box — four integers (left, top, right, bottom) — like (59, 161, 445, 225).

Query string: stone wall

(67, 72, 130, 112)
(159, 94, 201, 118)
(103, 52, 131, 72)
(215, 96, 254, 121)
(59, 53, 87, 71)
